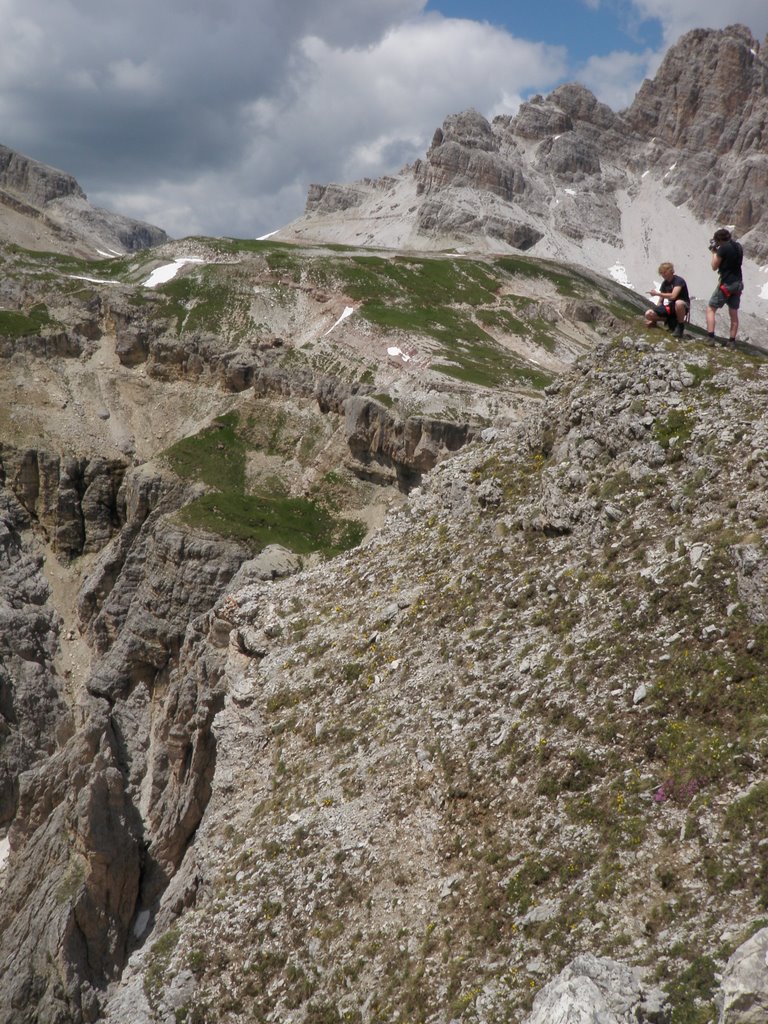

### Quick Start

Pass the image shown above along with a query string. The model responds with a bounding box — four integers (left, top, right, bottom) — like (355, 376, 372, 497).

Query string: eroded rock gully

(0, 373, 472, 1021)
(0, 455, 253, 1023)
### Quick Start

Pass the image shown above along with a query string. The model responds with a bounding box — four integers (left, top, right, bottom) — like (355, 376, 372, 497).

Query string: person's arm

(653, 281, 682, 301)
(711, 251, 722, 272)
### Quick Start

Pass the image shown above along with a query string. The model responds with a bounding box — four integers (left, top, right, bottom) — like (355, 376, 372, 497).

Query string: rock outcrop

(0, 447, 127, 559)
(0, 144, 167, 256)
(719, 927, 768, 1023)
(625, 24, 768, 257)
(344, 394, 474, 485)
(522, 955, 668, 1023)
(0, 144, 86, 207)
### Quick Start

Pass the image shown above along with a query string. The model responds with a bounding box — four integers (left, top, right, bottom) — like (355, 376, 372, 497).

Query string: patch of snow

(96, 248, 122, 258)
(387, 346, 411, 362)
(608, 263, 634, 289)
(0, 836, 9, 872)
(564, 188, 577, 196)
(143, 258, 205, 288)
(257, 229, 280, 240)
(323, 306, 355, 336)
(668, 163, 677, 171)
(760, 282, 768, 301)
(641, 170, 650, 178)
(69, 275, 121, 286)
(133, 909, 151, 938)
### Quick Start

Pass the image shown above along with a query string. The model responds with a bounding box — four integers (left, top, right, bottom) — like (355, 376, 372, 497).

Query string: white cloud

(99, 13, 567, 238)
(614, 0, 768, 45)
(274, 19, 566, 182)
(578, 47, 663, 109)
(108, 58, 161, 95)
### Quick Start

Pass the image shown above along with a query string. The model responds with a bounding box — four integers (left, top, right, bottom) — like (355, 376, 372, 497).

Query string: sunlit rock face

(288, 25, 768, 267)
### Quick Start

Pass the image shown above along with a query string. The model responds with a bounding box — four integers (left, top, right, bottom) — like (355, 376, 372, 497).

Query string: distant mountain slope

(274, 24, 768, 324)
(0, 144, 167, 256)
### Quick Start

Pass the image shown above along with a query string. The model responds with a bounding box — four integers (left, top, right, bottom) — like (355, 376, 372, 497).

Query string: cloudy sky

(1, 0, 767, 241)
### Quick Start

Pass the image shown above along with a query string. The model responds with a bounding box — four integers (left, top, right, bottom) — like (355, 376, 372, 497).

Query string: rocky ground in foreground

(0, 231, 767, 1024)
(98, 332, 768, 1024)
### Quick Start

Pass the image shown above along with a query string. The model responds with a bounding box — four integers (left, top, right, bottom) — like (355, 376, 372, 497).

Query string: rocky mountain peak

(277, 22, 768, 323)
(0, 144, 86, 206)
(506, 93, 574, 139)
(624, 24, 768, 249)
(0, 143, 167, 256)
(429, 108, 500, 152)
(626, 24, 767, 148)
(548, 82, 618, 129)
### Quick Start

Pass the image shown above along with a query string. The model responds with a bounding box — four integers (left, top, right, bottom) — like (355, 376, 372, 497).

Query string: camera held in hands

(708, 239, 718, 252)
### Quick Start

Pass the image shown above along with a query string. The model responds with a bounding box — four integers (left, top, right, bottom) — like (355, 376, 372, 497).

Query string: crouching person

(645, 262, 689, 338)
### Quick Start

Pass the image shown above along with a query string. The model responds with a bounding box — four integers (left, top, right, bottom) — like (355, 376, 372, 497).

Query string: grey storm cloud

(1, 0, 423, 180)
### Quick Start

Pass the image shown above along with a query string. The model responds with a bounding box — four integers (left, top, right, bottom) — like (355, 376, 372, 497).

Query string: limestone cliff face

(625, 24, 768, 253)
(0, 145, 86, 206)
(1, 447, 127, 559)
(0, 462, 253, 1024)
(0, 486, 70, 826)
(416, 109, 527, 200)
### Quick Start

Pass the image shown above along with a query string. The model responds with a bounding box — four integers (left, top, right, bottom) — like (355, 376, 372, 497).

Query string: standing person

(706, 228, 743, 345)
(645, 262, 689, 338)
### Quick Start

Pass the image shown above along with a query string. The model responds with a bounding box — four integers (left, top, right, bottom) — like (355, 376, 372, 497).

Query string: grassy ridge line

(1, 238, 645, 391)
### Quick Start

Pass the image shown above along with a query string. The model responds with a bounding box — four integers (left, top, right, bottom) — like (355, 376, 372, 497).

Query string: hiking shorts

(653, 302, 686, 321)
(709, 282, 743, 310)
(653, 302, 675, 320)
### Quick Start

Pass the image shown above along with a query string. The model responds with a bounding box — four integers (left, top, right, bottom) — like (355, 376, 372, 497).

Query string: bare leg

(706, 305, 716, 334)
(729, 307, 739, 340)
